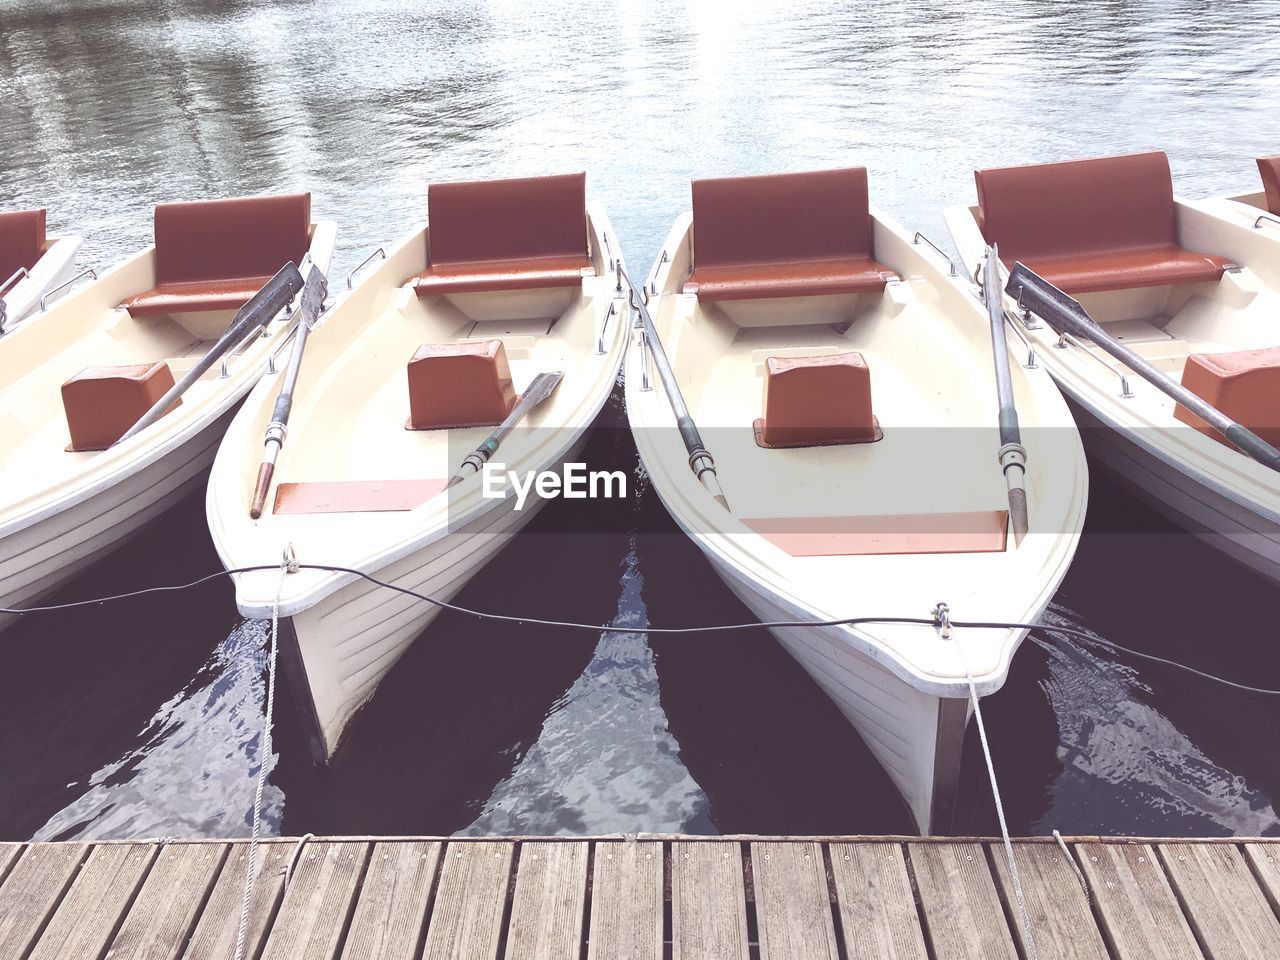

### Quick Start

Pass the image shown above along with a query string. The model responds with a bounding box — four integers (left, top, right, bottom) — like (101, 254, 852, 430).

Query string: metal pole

(447, 371, 565, 487)
(984, 246, 1029, 543)
(1006, 262, 1280, 472)
(250, 266, 328, 517)
(619, 264, 729, 510)
(116, 263, 304, 444)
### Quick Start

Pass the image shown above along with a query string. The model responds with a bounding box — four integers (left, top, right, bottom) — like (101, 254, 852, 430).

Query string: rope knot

(931, 602, 952, 640)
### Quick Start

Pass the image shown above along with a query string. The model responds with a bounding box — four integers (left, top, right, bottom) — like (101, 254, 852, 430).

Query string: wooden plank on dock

(1075, 842, 1204, 960)
(182, 841, 294, 960)
(829, 842, 927, 960)
(107, 843, 229, 960)
(0, 842, 87, 958)
(750, 841, 839, 960)
(1243, 843, 1280, 914)
(1157, 842, 1280, 960)
(672, 841, 749, 960)
(340, 841, 441, 960)
(987, 842, 1109, 960)
(0, 843, 22, 886)
(421, 841, 515, 960)
(907, 842, 1018, 960)
(260, 840, 368, 960)
(586, 841, 663, 960)
(29, 842, 157, 960)
(505, 841, 589, 960)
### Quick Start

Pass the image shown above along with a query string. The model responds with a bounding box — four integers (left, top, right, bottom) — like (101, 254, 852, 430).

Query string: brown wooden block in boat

(1175, 346, 1280, 447)
(273, 478, 448, 514)
(755, 352, 882, 448)
(406, 339, 517, 430)
(61, 361, 179, 451)
(744, 511, 1008, 556)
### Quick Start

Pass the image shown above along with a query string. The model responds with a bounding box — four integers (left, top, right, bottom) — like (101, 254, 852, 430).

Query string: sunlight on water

(461, 544, 707, 835)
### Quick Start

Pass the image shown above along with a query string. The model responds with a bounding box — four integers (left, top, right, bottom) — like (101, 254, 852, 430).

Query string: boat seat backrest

(754, 352, 880, 448)
(683, 168, 898, 302)
(0, 208, 48, 284)
(1258, 156, 1280, 216)
(976, 151, 1177, 261)
(692, 168, 875, 269)
(406, 340, 517, 430)
(427, 173, 588, 267)
(974, 152, 1233, 294)
(153, 193, 312, 285)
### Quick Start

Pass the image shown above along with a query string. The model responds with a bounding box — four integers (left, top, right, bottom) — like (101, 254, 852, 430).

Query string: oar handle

(250, 460, 276, 520)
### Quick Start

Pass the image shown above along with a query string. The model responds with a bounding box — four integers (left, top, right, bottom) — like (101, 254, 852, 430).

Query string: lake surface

(2, 0, 1279, 841)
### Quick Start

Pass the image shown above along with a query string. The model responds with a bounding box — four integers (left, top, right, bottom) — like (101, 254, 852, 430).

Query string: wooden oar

(115, 262, 304, 444)
(446, 371, 565, 487)
(618, 263, 730, 510)
(249, 265, 329, 518)
(983, 245, 1030, 544)
(1006, 261, 1280, 472)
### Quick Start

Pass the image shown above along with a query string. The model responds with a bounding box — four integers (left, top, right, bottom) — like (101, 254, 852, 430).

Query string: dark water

(2, 0, 1280, 841)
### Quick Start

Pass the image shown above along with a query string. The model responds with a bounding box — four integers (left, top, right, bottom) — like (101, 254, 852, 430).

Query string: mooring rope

(231, 555, 290, 960)
(1052, 828, 1092, 903)
(5, 562, 1279, 695)
(941, 604, 1039, 960)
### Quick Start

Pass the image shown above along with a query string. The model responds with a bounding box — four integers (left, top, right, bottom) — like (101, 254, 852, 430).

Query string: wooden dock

(0, 835, 1277, 959)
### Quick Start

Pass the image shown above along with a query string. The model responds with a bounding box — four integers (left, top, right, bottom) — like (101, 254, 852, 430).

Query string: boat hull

(705, 552, 973, 833)
(0, 409, 232, 629)
(1064, 392, 1280, 585)
(277, 467, 561, 762)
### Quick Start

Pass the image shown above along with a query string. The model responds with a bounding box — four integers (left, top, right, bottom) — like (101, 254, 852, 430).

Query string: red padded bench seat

(410, 173, 593, 297)
(0, 208, 49, 285)
(121, 193, 312, 317)
(683, 168, 897, 302)
(1175, 346, 1280, 448)
(975, 151, 1233, 295)
(1258, 156, 1280, 216)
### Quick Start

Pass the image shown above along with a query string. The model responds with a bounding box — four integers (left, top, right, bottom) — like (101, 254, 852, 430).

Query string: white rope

(231, 558, 287, 960)
(1053, 829, 1092, 903)
(952, 621, 1040, 960)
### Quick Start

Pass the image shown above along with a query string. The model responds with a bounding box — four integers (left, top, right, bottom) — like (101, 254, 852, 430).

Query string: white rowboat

(0, 208, 83, 332)
(207, 173, 628, 761)
(947, 151, 1280, 585)
(0, 193, 335, 630)
(625, 169, 1086, 832)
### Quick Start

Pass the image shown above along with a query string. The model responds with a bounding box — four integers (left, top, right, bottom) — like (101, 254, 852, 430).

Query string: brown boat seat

(684, 168, 897, 301)
(754, 352, 881, 448)
(1258, 156, 1280, 216)
(122, 193, 312, 316)
(1174, 346, 1280, 447)
(62, 361, 180, 451)
(975, 151, 1234, 294)
(410, 173, 593, 297)
(744, 512, 1009, 556)
(406, 339, 517, 430)
(0, 208, 48, 284)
